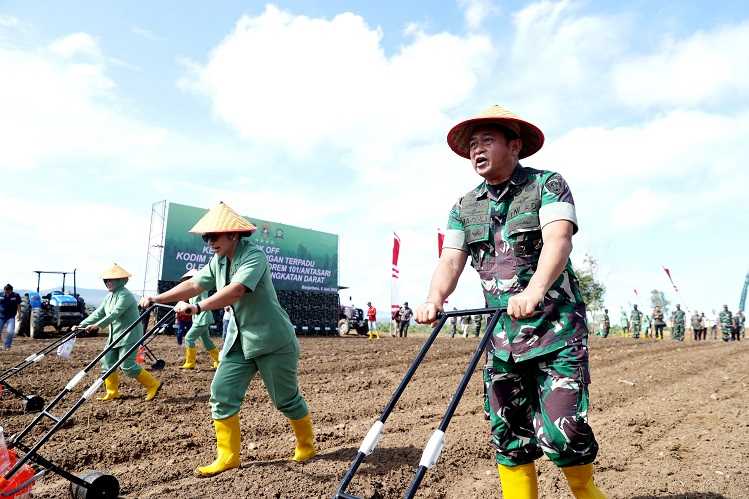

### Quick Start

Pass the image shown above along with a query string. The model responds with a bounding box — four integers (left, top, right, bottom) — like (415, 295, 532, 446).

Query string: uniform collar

(475, 164, 529, 200)
(217, 239, 249, 267)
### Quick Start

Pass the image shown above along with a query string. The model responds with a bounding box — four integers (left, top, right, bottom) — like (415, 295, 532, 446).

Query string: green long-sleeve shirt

(79, 280, 143, 348)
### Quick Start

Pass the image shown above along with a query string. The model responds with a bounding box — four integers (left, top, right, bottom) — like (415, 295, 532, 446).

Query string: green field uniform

(642, 314, 651, 337)
(185, 290, 216, 350)
(78, 279, 143, 378)
(719, 308, 734, 341)
(443, 165, 598, 468)
(736, 311, 746, 339)
(194, 239, 308, 421)
(672, 308, 686, 341)
(630, 308, 642, 338)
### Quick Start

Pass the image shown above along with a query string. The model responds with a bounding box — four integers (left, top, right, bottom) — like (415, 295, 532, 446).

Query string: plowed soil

(1, 332, 748, 498)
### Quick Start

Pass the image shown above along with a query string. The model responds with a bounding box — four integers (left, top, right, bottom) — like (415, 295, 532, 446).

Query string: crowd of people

(597, 304, 746, 341)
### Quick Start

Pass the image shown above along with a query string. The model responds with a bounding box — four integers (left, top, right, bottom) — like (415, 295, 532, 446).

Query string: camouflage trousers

(721, 326, 733, 342)
(631, 323, 641, 338)
(672, 324, 685, 341)
(483, 341, 599, 467)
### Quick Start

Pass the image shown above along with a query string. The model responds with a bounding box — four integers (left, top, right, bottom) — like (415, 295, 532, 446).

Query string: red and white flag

(391, 233, 401, 320)
(662, 266, 678, 292)
(437, 228, 445, 258)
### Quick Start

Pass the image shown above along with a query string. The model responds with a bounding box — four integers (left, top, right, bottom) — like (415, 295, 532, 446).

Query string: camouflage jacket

(630, 309, 642, 325)
(672, 309, 686, 326)
(442, 165, 587, 362)
(719, 310, 734, 330)
(602, 313, 610, 328)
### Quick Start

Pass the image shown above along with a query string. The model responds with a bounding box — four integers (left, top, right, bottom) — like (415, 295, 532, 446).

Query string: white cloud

(613, 21, 749, 110)
(0, 15, 20, 28)
(181, 5, 492, 154)
(0, 34, 167, 170)
(458, 0, 498, 30)
(0, 196, 148, 291)
(49, 32, 102, 59)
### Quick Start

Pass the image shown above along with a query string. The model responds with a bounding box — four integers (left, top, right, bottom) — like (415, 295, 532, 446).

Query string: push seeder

(0, 304, 174, 499)
(0, 328, 88, 413)
(334, 307, 504, 499)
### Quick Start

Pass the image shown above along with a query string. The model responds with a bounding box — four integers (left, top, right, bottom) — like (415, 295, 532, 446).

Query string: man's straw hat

(447, 105, 544, 159)
(181, 269, 198, 280)
(101, 263, 132, 279)
(189, 201, 257, 235)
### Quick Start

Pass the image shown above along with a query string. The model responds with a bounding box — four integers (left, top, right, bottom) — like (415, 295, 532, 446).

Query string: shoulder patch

(545, 173, 567, 195)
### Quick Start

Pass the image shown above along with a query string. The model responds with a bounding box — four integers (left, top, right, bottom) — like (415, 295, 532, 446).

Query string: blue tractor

(17, 270, 87, 338)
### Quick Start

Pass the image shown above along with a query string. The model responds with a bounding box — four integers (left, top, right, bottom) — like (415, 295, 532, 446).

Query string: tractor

(337, 305, 369, 336)
(17, 270, 87, 338)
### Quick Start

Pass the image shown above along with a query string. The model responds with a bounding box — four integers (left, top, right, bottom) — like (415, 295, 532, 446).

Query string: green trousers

(101, 344, 142, 378)
(210, 337, 308, 420)
(185, 324, 216, 350)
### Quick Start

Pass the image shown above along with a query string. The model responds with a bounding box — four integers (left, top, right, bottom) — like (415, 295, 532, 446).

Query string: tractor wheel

(17, 302, 31, 337)
(30, 309, 49, 339)
(337, 319, 350, 336)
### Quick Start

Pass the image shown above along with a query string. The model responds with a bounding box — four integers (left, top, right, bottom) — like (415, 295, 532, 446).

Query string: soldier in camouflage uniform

(620, 310, 629, 336)
(630, 305, 642, 339)
(652, 306, 666, 340)
(719, 305, 734, 342)
(601, 309, 610, 338)
(472, 313, 483, 338)
(735, 310, 746, 339)
(642, 314, 651, 338)
(671, 304, 686, 341)
(415, 106, 604, 499)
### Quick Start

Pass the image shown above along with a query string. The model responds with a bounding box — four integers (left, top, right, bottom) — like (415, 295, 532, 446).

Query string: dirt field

(1, 331, 748, 498)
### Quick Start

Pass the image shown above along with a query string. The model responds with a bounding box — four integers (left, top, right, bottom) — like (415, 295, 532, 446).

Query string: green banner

(161, 202, 338, 293)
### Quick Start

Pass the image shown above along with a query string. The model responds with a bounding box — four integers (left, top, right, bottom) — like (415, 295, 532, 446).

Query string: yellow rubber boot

(207, 348, 220, 369)
(97, 372, 121, 401)
(135, 369, 162, 401)
(195, 415, 241, 477)
(289, 414, 316, 462)
(561, 464, 606, 499)
(498, 463, 538, 499)
(181, 346, 197, 369)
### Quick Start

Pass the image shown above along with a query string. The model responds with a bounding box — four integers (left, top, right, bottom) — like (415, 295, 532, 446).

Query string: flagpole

(391, 233, 401, 338)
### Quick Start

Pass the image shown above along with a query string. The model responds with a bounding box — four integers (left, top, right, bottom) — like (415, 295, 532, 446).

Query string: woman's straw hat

(447, 105, 544, 159)
(101, 263, 132, 279)
(189, 202, 257, 235)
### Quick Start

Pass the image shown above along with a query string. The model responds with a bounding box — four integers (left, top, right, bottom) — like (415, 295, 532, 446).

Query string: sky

(1, 0, 748, 318)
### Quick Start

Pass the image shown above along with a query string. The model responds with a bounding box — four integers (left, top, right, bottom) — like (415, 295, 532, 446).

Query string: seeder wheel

(24, 395, 45, 413)
(69, 470, 120, 499)
(151, 359, 166, 370)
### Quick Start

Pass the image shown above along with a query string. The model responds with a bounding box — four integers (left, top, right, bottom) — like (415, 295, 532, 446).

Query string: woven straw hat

(447, 105, 544, 159)
(180, 269, 198, 280)
(189, 202, 257, 235)
(101, 263, 132, 279)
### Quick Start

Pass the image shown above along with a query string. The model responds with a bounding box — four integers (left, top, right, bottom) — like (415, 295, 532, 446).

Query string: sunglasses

(202, 233, 221, 243)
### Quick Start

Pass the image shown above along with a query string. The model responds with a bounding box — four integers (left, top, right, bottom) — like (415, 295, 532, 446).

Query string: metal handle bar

(334, 307, 504, 499)
(0, 328, 87, 383)
(404, 309, 504, 498)
(5, 305, 174, 479)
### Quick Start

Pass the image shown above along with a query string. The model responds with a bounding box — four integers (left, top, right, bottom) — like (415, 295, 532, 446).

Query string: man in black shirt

(1, 284, 22, 349)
